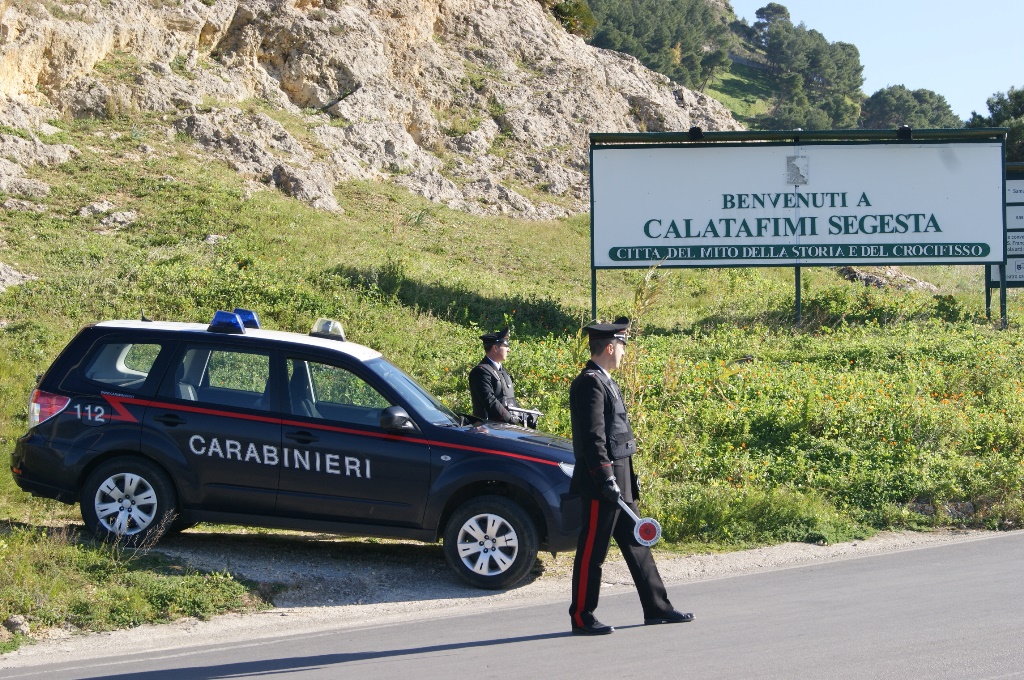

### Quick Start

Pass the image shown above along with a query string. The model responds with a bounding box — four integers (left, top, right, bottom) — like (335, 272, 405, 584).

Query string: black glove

(599, 477, 621, 503)
(526, 413, 538, 429)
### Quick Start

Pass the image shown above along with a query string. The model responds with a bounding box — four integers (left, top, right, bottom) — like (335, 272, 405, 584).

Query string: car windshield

(365, 357, 461, 426)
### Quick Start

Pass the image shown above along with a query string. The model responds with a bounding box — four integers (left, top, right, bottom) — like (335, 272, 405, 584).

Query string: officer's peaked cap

(480, 328, 511, 346)
(584, 317, 630, 342)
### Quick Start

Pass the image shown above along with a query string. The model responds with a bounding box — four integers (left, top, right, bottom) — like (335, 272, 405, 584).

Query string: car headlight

(558, 461, 575, 478)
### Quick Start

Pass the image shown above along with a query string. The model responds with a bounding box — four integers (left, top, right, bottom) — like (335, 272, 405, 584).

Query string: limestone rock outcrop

(0, 0, 741, 216)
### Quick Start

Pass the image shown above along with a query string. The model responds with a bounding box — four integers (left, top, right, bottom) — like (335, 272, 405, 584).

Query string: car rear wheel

(443, 495, 538, 589)
(80, 457, 178, 548)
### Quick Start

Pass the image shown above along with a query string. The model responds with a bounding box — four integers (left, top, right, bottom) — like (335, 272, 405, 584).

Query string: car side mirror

(380, 405, 418, 432)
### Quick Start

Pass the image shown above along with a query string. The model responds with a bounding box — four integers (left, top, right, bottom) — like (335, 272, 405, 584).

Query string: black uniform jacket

(568, 360, 638, 499)
(469, 357, 520, 423)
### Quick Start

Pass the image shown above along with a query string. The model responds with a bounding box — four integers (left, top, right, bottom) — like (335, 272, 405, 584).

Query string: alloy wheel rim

(93, 472, 158, 536)
(456, 512, 519, 576)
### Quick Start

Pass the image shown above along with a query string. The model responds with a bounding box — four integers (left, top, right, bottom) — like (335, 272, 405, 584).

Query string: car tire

(80, 457, 178, 548)
(443, 495, 538, 590)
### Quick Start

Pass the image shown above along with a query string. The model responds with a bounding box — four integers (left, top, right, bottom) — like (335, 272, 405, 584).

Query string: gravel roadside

(1, 526, 1002, 668)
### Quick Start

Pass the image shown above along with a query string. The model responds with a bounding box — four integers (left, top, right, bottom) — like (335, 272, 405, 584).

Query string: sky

(727, 0, 1021, 122)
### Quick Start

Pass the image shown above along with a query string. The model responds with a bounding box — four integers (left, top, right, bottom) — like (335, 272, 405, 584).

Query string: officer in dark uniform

(568, 318, 694, 635)
(468, 329, 537, 427)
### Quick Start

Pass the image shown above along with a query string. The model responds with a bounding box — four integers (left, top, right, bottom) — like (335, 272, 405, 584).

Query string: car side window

(82, 342, 163, 391)
(287, 358, 391, 425)
(167, 346, 272, 411)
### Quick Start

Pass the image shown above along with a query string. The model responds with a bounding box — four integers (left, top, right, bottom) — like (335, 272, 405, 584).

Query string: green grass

(705, 61, 775, 128)
(2, 113, 1024, 647)
(92, 51, 142, 83)
(0, 523, 270, 653)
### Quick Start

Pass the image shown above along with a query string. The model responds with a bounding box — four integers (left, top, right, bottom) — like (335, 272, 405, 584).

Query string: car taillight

(28, 389, 71, 429)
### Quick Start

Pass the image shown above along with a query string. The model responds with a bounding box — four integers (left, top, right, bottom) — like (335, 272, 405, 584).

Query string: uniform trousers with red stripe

(569, 493, 674, 627)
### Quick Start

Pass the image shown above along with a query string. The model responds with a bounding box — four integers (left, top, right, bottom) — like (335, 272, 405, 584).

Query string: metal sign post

(794, 266, 802, 325)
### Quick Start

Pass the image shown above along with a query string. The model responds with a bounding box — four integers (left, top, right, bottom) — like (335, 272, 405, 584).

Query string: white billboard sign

(1007, 179, 1024, 204)
(591, 142, 1005, 268)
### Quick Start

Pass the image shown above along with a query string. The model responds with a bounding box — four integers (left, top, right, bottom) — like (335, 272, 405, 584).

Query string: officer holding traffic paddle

(568, 318, 694, 635)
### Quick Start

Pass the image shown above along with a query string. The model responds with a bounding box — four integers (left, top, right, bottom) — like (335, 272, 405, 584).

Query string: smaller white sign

(989, 259, 1024, 283)
(1008, 204, 1024, 228)
(1007, 179, 1024, 204)
(1009, 231, 1024, 256)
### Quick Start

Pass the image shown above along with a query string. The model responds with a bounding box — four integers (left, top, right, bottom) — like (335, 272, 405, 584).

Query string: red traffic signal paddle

(617, 498, 662, 547)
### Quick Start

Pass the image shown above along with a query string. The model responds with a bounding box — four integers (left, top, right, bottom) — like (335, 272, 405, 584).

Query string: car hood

(441, 423, 574, 464)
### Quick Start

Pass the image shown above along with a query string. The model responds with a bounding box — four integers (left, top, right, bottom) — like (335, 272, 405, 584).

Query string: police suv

(12, 310, 579, 589)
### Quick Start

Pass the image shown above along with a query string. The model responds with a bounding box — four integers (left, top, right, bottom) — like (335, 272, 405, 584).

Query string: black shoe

(571, 620, 615, 635)
(644, 610, 694, 625)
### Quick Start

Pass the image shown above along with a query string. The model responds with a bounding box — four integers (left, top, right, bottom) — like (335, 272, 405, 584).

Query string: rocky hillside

(0, 0, 740, 218)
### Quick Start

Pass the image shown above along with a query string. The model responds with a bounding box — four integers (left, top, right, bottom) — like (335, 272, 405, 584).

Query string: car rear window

(82, 342, 163, 391)
(165, 345, 274, 411)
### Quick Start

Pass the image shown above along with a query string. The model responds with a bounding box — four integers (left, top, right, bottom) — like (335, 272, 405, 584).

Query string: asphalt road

(7, 531, 1024, 680)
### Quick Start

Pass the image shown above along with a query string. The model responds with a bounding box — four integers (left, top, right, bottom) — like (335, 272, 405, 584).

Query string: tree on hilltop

(966, 86, 1024, 162)
(751, 2, 790, 48)
(860, 85, 962, 130)
(751, 5, 864, 129)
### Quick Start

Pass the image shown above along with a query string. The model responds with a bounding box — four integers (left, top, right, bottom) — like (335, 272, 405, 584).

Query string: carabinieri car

(11, 309, 579, 589)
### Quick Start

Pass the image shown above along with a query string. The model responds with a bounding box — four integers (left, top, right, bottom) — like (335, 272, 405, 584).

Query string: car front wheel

(80, 457, 178, 548)
(443, 495, 538, 589)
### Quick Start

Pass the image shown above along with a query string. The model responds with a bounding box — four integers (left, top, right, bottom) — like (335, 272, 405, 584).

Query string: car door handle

(285, 430, 319, 444)
(154, 413, 187, 426)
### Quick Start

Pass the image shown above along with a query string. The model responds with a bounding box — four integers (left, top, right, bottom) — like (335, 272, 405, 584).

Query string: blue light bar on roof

(208, 310, 246, 334)
(232, 308, 261, 329)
